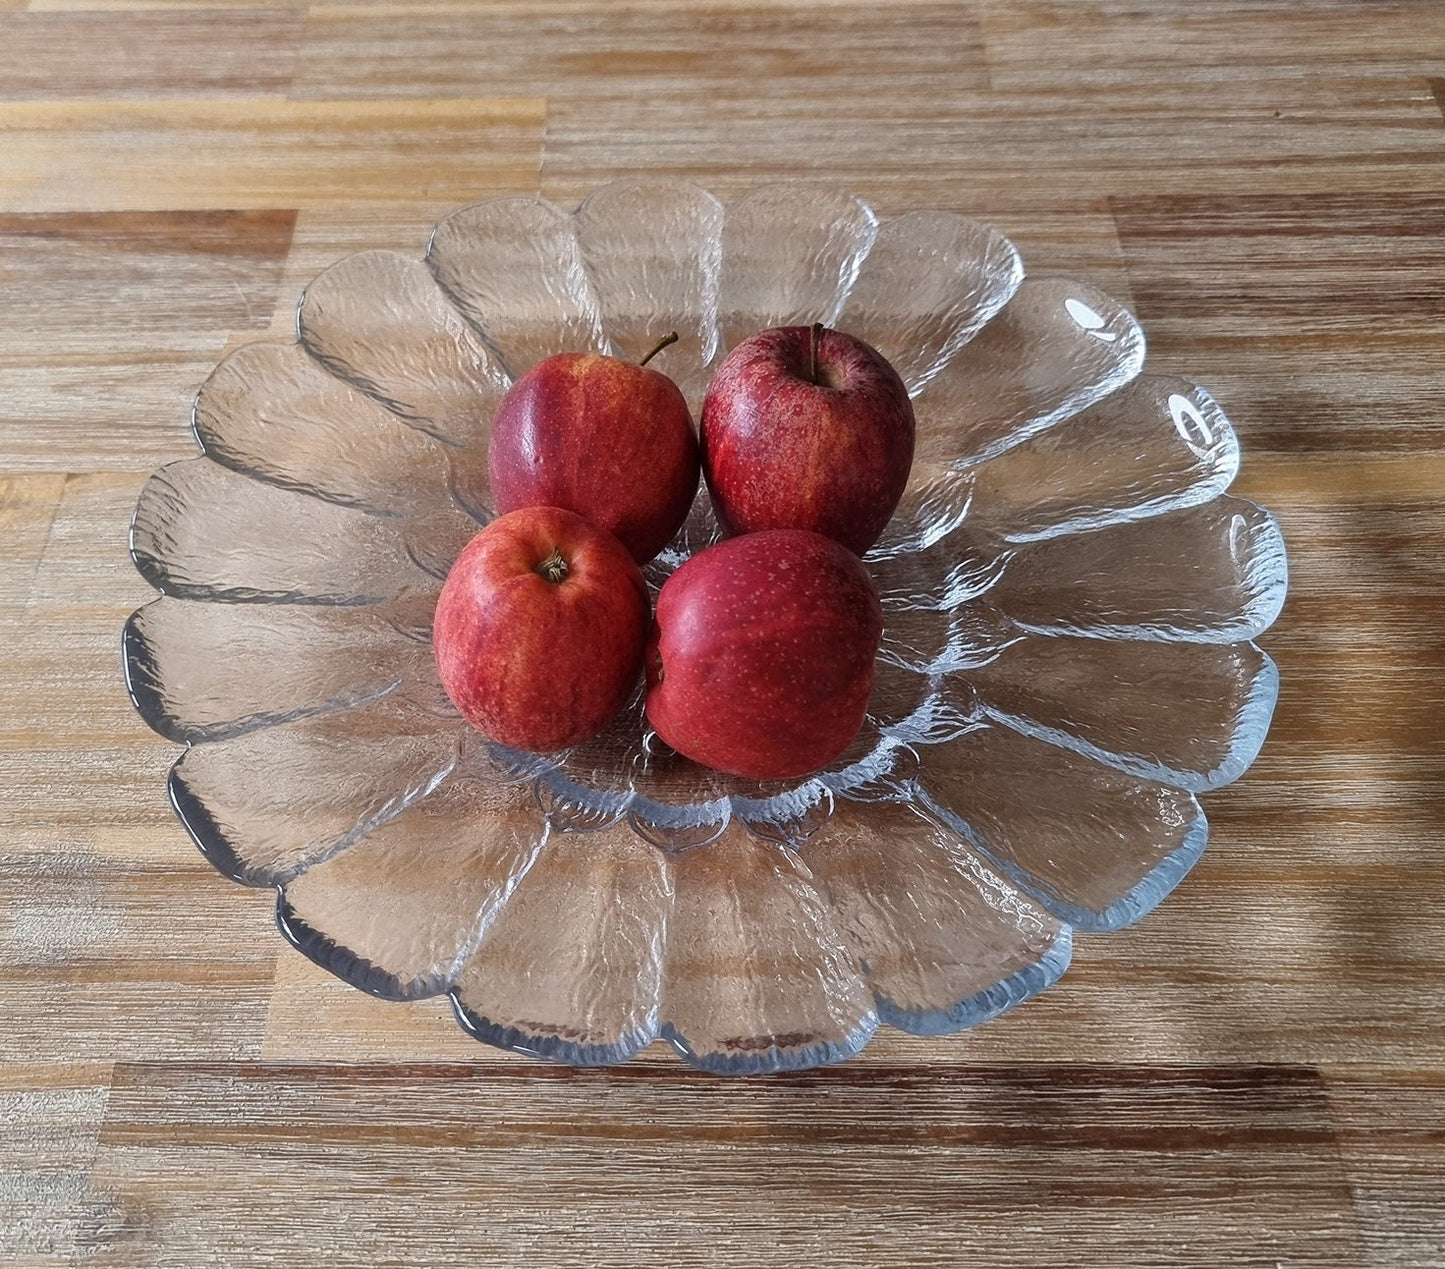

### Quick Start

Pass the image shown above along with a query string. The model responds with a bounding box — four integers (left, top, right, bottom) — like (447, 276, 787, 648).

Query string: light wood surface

(2, 2, 1442, 1265)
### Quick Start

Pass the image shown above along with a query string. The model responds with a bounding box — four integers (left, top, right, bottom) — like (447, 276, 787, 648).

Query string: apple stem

(536, 548, 569, 584)
(809, 321, 824, 385)
(639, 331, 680, 367)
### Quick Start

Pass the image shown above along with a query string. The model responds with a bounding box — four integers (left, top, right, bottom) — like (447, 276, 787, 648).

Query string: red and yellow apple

(434, 506, 650, 752)
(488, 337, 699, 564)
(701, 324, 915, 556)
(644, 529, 883, 780)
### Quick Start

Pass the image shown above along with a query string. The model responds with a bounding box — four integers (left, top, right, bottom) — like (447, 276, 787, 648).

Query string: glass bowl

(124, 181, 1286, 1074)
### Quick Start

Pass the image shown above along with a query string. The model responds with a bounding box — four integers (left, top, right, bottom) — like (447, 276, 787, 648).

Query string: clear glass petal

(970, 634, 1279, 792)
(914, 722, 1207, 932)
(192, 340, 456, 518)
(574, 180, 724, 411)
(838, 209, 1023, 394)
(878, 600, 1020, 675)
(821, 727, 916, 806)
(123, 595, 435, 744)
(660, 823, 877, 1073)
(628, 746, 740, 847)
(426, 195, 608, 379)
(868, 522, 1009, 613)
(802, 798, 1071, 1034)
(130, 458, 435, 604)
(168, 696, 462, 887)
(525, 689, 773, 853)
(913, 275, 1145, 466)
(727, 778, 836, 850)
(967, 376, 1240, 542)
(867, 461, 975, 558)
(396, 501, 488, 589)
(877, 606, 958, 675)
(991, 494, 1288, 642)
(629, 759, 773, 850)
(450, 817, 670, 1065)
(297, 249, 509, 449)
(546, 683, 649, 813)
(865, 660, 936, 734)
(716, 185, 877, 352)
(278, 769, 545, 1001)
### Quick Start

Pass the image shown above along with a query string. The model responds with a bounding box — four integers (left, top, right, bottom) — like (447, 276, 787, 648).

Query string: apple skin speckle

(644, 529, 883, 781)
(701, 325, 914, 556)
(489, 352, 699, 565)
(434, 506, 650, 752)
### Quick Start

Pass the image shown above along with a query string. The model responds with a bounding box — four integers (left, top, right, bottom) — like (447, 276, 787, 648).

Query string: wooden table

(3, 2, 1442, 1264)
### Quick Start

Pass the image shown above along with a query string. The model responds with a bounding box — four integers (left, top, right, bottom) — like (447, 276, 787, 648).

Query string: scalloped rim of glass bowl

(122, 179, 1286, 1073)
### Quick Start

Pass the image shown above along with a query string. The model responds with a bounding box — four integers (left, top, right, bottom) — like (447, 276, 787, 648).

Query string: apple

(645, 529, 883, 780)
(434, 506, 650, 752)
(488, 333, 699, 564)
(701, 323, 915, 556)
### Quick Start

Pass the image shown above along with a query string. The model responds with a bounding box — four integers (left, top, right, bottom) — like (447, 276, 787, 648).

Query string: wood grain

(0, 1063, 113, 1268)
(0, 10, 305, 97)
(540, 76, 1445, 208)
(0, 97, 543, 212)
(1327, 1072, 1445, 1267)
(0, 212, 296, 469)
(1, 1, 1442, 1264)
(0, 473, 66, 625)
(82, 1063, 1365, 1268)
(292, 3, 989, 101)
(1113, 192, 1445, 454)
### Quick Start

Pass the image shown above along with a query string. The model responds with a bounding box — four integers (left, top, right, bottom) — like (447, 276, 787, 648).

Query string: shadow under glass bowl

(124, 180, 1286, 1075)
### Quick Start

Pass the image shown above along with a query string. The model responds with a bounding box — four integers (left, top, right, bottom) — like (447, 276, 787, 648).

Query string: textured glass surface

(125, 181, 1287, 1073)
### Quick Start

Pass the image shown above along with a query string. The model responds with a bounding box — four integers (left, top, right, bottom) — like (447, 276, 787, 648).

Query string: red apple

(488, 335, 699, 564)
(645, 529, 883, 780)
(701, 323, 915, 556)
(434, 506, 650, 752)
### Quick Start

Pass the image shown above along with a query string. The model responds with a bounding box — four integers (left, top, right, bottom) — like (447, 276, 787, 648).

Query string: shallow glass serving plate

(125, 181, 1286, 1074)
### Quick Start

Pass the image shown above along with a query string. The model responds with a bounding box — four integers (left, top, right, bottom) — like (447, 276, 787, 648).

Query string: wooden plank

(252, 822, 1445, 1073)
(1113, 192, 1445, 455)
(0, 962, 275, 1064)
(0, 97, 544, 213)
(0, 844, 276, 1067)
(30, 0, 288, 8)
(0, 1063, 113, 1267)
(31, 0, 948, 7)
(980, 1, 1445, 85)
(0, 211, 296, 355)
(1326, 1070, 1445, 1268)
(0, 211, 294, 469)
(2, 487, 261, 1027)
(80, 1061, 1363, 1266)
(1236, 454, 1445, 505)
(0, 850, 277, 973)
(0, 9, 303, 97)
(0, 358, 215, 472)
(262, 949, 498, 1061)
(540, 77, 1445, 207)
(992, 204, 1134, 306)
(1114, 193, 1445, 341)
(0, 473, 176, 829)
(15, 436, 1428, 1082)
(293, 4, 988, 101)
(0, 473, 65, 625)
